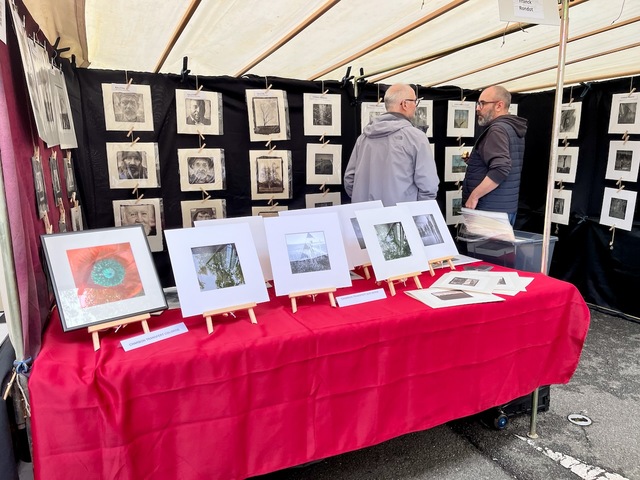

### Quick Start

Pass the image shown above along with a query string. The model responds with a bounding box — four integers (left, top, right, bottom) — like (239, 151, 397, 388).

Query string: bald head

(482, 85, 511, 109)
(384, 84, 416, 112)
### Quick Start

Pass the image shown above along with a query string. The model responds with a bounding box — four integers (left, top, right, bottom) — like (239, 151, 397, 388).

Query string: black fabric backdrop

(63, 65, 639, 316)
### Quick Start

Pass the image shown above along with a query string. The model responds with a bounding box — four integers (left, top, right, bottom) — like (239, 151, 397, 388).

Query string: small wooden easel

(88, 313, 151, 351)
(360, 263, 372, 280)
(289, 287, 336, 313)
(384, 272, 423, 296)
(202, 303, 257, 334)
(427, 256, 456, 276)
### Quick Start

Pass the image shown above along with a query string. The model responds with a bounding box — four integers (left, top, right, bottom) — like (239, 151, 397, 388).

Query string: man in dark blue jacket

(462, 85, 528, 225)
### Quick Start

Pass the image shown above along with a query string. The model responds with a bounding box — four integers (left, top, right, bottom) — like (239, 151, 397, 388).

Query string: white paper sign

(498, 0, 560, 26)
(336, 288, 387, 307)
(121, 322, 189, 351)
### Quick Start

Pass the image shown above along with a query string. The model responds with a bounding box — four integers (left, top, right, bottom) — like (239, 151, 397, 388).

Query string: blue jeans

(508, 212, 517, 226)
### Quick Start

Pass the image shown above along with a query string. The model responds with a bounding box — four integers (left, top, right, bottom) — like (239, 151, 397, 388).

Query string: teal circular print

(91, 258, 126, 287)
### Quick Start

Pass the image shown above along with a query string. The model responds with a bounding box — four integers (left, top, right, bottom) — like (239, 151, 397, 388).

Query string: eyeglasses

(404, 97, 422, 107)
(476, 100, 499, 108)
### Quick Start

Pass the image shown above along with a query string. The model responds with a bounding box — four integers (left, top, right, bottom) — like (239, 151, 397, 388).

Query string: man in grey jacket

(344, 84, 439, 206)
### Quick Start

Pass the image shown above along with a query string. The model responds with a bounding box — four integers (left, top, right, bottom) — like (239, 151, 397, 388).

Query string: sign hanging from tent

(498, 0, 560, 26)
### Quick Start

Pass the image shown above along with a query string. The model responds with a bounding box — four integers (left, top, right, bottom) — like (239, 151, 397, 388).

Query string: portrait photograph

(551, 188, 572, 225)
(102, 83, 154, 131)
(605, 141, 640, 182)
(303, 93, 341, 136)
(608, 92, 640, 134)
(178, 148, 226, 192)
(113, 198, 164, 251)
(559, 102, 582, 139)
(360, 102, 386, 133)
(249, 150, 292, 200)
(599, 187, 637, 231)
(31, 155, 48, 218)
(445, 190, 464, 225)
(180, 199, 227, 228)
(447, 100, 476, 138)
(64, 155, 78, 196)
(106, 142, 160, 189)
(246, 88, 290, 142)
(49, 154, 63, 206)
(414, 100, 434, 137)
(444, 146, 472, 182)
(305, 192, 342, 209)
(554, 146, 580, 183)
(306, 143, 342, 184)
(176, 89, 223, 135)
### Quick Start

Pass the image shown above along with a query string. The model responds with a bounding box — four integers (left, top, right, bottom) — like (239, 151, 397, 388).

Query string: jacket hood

(493, 114, 528, 138)
(363, 112, 411, 138)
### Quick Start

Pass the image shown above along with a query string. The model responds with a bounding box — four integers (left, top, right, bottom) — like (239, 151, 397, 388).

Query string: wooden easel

(360, 263, 372, 280)
(87, 313, 151, 351)
(384, 272, 423, 296)
(202, 303, 257, 334)
(427, 256, 456, 276)
(289, 287, 336, 313)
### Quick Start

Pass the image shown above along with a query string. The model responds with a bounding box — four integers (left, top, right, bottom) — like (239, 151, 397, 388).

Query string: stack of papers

(460, 207, 515, 242)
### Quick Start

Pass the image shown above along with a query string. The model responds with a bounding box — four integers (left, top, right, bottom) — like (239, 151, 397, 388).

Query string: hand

(461, 151, 470, 164)
(465, 197, 478, 209)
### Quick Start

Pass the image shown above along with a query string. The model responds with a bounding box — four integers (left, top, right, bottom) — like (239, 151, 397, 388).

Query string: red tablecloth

(29, 266, 590, 480)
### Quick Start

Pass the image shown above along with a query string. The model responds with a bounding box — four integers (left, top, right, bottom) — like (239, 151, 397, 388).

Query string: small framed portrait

(303, 93, 341, 136)
(559, 102, 582, 139)
(178, 148, 226, 192)
(49, 154, 63, 206)
(101, 83, 154, 131)
(445, 190, 463, 225)
(246, 89, 290, 142)
(40, 225, 167, 331)
(31, 155, 48, 218)
(176, 89, 223, 135)
(554, 146, 580, 183)
(106, 142, 160, 189)
(444, 146, 472, 182)
(414, 100, 434, 137)
(249, 150, 292, 200)
(605, 141, 640, 182)
(599, 187, 637, 231)
(305, 192, 341, 209)
(608, 92, 640, 134)
(306, 143, 342, 185)
(180, 199, 227, 227)
(360, 102, 386, 133)
(551, 188, 572, 225)
(113, 198, 164, 252)
(251, 205, 288, 218)
(447, 100, 475, 138)
(64, 154, 78, 196)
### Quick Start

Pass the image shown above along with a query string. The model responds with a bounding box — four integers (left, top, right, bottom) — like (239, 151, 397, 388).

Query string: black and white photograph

(599, 187, 637, 231)
(106, 142, 160, 189)
(559, 102, 582, 139)
(251, 206, 288, 218)
(445, 190, 464, 225)
(176, 89, 223, 135)
(554, 146, 579, 183)
(178, 148, 226, 192)
(101, 83, 154, 131)
(113, 198, 164, 251)
(51, 67, 78, 149)
(117, 151, 149, 180)
(447, 100, 475, 138)
(249, 150, 292, 200)
(303, 93, 341, 136)
(31, 155, 48, 218)
(551, 188, 572, 225)
(605, 141, 639, 182)
(191, 243, 245, 292)
(414, 100, 434, 137)
(374, 222, 412, 261)
(71, 205, 83, 231)
(360, 102, 387, 133)
(412, 214, 444, 247)
(444, 146, 472, 182)
(49, 154, 63, 206)
(306, 143, 342, 184)
(64, 154, 77, 196)
(285, 231, 331, 274)
(305, 192, 341, 209)
(432, 290, 473, 301)
(431, 270, 501, 294)
(608, 92, 640, 134)
(180, 199, 226, 228)
(246, 89, 290, 141)
(405, 287, 504, 308)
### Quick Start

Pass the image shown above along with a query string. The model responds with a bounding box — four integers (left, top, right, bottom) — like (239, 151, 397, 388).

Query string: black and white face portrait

(117, 151, 148, 180)
(187, 157, 215, 184)
(120, 203, 157, 236)
(185, 98, 211, 126)
(113, 92, 145, 123)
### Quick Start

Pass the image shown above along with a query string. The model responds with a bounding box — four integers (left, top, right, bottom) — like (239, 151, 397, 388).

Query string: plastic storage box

(465, 230, 557, 273)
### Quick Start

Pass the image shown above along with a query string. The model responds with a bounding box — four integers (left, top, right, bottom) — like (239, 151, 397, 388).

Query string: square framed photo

(608, 92, 640, 134)
(354, 206, 429, 281)
(303, 93, 341, 137)
(305, 192, 341, 209)
(246, 89, 290, 142)
(113, 198, 164, 252)
(605, 141, 640, 182)
(554, 146, 580, 183)
(444, 146, 472, 182)
(414, 99, 433, 137)
(252, 205, 289, 218)
(180, 199, 227, 227)
(445, 190, 463, 225)
(559, 102, 582, 139)
(178, 148, 226, 191)
(176, 89, 223, 135)
(306, 143, 342, 185)
(447, 101, 475, 138)
(31, 156, 48, 218)
(551, 188, 572, 225)
(102, 83, 154, 131)
(106, 142, 160, 189)
(249, 150, 292, 200)
(599, 187, 637, 231)
(41, 225, 167, 331)
(360, 102, 386, 132)
(264, 212, 351, 296)
(165, 223, 269, 318)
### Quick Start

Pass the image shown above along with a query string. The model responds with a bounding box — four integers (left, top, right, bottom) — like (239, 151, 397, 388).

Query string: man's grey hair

(490, 85, 512, 109)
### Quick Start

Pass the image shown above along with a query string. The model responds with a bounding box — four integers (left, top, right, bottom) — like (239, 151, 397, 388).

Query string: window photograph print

(559, 102, 582, 139)
(554, 146, 580, 183)
(246, 89, 290, 142)
(414, 99, 434, 137)
(106, 142, 160, 189)
(176, 89, 223, 135)
(102, 83, 154, 131)
(605, 141, 640, 182)
(599, 187, 637, 231)
(178, 148, 226, 192)
(447, 100, 475, 138)
(113, 198, 164, 252)
(608, 92, 640, 134)
(551, 188, 572, 225)
(180, 199, 227, 227)
(40, 225, 167, 331)
(444, 146, 472, 182)
(306, 143, 342, 185)
(303, 93, 341, 136)
(249, 150, 292, 200)
(445, 190, 464, 225)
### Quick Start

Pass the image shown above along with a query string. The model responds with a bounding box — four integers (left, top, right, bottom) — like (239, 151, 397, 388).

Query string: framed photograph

(447, 101, 475, 138)
(508, 104, 518, 116)
(559, 102, 582, 139)
(31, 156, 48, 218)
(165, 223, 269, 318)
(180, 199, 227, 227)
(106, 142, 160, 189)
(551, 188, 572, 225)
(605, 141, 640, 182)
(41, 225, 167, 331)
(176, 89, 223, 135)
(599, 187, 637, 232)
(249, 150, 292, 200)
(64, 154, 78, 196)
(246, 89, 290, 142)
(444, 146, 472, 182)
(264, 212, 352, 296)
(306, 143, 342, 185)
(608, 92, 640, 134)
(396, 200, 459, 261)
(445, 190, 463, 225)
(360, 102, 387, 133)
(303, 93, 341, 136)
(51, 67, 77, 149)
(113, 198, 164, 252)
(71, 205, 83, 231)
(177, 148, 226, 192)
(414, 99, 434, 137)
(252, 205, 288, 218)
(49, 154, 63, 206)
(305, 192, 341, 209)
(101, 83, 154, 131)
(554, 146, 579, 183)
(354, 206, 429, 281)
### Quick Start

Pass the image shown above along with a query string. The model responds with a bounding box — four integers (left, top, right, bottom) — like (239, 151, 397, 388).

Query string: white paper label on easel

(336, 288, 387, 307)
(121, 323, 188, 351)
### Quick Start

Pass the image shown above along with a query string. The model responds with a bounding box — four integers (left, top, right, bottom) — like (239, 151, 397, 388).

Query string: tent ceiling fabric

(23, 0, 640, 92)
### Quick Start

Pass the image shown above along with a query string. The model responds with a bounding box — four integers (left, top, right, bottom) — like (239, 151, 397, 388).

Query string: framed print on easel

(605, 141, 640, 182)
(608, 92, 640, 134)
(102, 83, 154, 131)
(303, 93, 341, 137)
(246, 88, 290, 142)
(176, 89, 223, 135)
(447, 101, 475, 138)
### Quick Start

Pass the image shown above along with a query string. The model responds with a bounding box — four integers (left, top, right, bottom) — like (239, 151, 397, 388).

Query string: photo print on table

(605, 141, 640, 182)
(444, 146, 472, 182)
(551, 188, 572, 225)
(249, 150, 292, 200)
(559, 102, 582, 139)
(102, 83, 154, 131)
(106, 142, 160, 189)
(303, 93, 341, 136)
(246, 88, 290, 142)
(176, 89, 223, 135)
(447, 101, 476, 138)
(178, 148, 226, 192)
(113, 198, 164, 252)
(554, 146, 580, 183)
(180, 199, 227, 228)
(599, 187, 637, 231)
(306, 143, 342, 185)
(608, 92, 640, 134)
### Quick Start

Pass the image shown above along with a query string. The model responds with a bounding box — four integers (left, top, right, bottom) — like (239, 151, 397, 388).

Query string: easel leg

(205, 316, 214, 335)
(387, 280, 397, 296)
(414, 276, 423, 289)
(291, 297, 298, 314)
(328, 292, 336, 307)
(141, 320, 150, 334)
(92, 332, 100, 351)
(248, 308, 257, 324)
